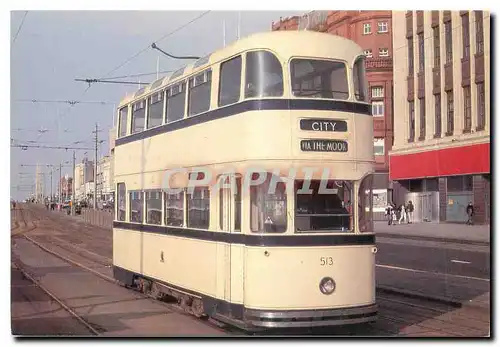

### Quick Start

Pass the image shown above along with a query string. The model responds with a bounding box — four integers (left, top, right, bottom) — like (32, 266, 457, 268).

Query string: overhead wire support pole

(151, 43, 200, 60)
(72, 151, 76, 216)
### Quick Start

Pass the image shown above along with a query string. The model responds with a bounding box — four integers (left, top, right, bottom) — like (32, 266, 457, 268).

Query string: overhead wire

(12, 11, 28, 44)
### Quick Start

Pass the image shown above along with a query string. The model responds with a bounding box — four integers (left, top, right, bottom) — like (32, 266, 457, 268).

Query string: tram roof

(118, 30, 363, 107)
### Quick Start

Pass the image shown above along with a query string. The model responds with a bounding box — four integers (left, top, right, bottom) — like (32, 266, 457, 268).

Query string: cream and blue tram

(112, 30, 376, 330)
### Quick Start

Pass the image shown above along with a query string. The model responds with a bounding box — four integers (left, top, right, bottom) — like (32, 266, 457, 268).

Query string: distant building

(97, 155, 113, 202)
(390, 11, 490, 224)
(59, 175, 73, 201)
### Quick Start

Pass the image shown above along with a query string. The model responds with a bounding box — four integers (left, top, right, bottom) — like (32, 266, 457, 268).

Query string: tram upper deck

(114, 30, 373, 184)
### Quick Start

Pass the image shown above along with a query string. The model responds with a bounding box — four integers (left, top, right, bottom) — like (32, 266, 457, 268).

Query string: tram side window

(129, 191, 143, 223)
(145, 190, 162, 225)
(295, 180, 353, 233)
(358, 174, 374, 233)
(117, 183, 126, 221)
(353, 57, 368, 102)
(245, 51, 284, 98)
(118, 107, 128, 138)
(166, 82, 186, 123)
(291, 59, 349, 100)
(131, 100, 146, 134)
(250, 174, 287, 233)
(147, 91, 164, 129)
(218, 177, 241, 232)
(165, 190, 184, 227)
(187, 187, 210, 229)
(188, 70, 212, 116)
(219, 55, 242, 107)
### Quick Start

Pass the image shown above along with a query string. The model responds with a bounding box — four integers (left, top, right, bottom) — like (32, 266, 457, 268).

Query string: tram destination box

(300, 139, 348, 152)
(300, 119, 347, 132)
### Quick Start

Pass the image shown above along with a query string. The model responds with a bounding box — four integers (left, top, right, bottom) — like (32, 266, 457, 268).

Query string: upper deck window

(188, 69, 212, 116)
(147, 91, 164, 129)
(166, 82, 186, 123)
(291, 59, 349, 100)
(131, 100, 146, 134)
(118, 106, 128, 137)
(219, 55, 242, 107)
(353, 57, 368, 102)
(245, 51, 283, 98)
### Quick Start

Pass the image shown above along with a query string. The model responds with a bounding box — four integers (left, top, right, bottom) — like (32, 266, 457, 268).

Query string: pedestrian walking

(385, 203, 394, 225)
(407, 200, 414, 224)
(398, 204, 407, 224)
(466, 202, 474, 225)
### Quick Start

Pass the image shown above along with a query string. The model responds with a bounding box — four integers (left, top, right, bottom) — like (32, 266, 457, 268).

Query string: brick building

(390, 11, 490, 224)
(60, 175, 73, 201)
(272, 11, 394, 218)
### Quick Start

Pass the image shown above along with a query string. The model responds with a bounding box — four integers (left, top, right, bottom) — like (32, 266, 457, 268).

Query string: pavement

(375, 221, 490, 244)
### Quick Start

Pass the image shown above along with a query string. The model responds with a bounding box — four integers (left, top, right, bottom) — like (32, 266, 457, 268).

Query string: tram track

(11, 205, 468, 336)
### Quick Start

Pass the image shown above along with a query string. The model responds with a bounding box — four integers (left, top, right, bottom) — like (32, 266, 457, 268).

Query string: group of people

(385, 201, 414, 225)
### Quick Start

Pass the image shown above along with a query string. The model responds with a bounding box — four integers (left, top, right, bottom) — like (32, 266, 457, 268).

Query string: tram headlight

(319, 277, 336, 295)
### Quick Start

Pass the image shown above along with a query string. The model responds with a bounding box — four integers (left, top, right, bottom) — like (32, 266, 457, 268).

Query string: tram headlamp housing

(319, 277, 336, 295)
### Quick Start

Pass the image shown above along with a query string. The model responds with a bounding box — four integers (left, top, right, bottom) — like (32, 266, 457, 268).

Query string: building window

(433, 26, 441, 68)
(364, 49, 373, 58)
(145, 190, 162, 225)
(187, 187, 210, 229)
(250, 173, 287, 233)
(408, 37, 414, 76)
(129, 191, 143, 223)
(379, 48, 389, 57)
(147, 91, 164, 129)
(445, 21, 452, 64)
(446, 91, 454, 135)
(372, 101, 385, 117)
(378, 22, 388, 33)
(363, 23, 372, 35)
(373, 138, 385, 156)
(165, 190, 184, 227)
(218, 55, 242, 107)
(409, 101, 415, 142)
(245, 50, 283, 98)
(117, 182, 126, 221)
(463, 86, 471, 132)
(166, 82, 186, 123)
(418, 33, 425, 72)
(371, 86, 384, 98)
(419, 98, 426, 139)
(477, 82, 485, 130)
(475, 11, 484, 54)
(462, 13, 470, 59)
(188, 69, 212, 116)
(131, 100, 146, 134)
(118, 106, 128, 138)
(435, 94, 442, 137)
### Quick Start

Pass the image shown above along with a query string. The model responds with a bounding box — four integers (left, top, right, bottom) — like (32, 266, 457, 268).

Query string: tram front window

(291, 59, 349, 100)
(295, 180, 353, 233)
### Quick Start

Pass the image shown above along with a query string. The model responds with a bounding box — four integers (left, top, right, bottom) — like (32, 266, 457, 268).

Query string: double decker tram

(112, 30, 376, 330)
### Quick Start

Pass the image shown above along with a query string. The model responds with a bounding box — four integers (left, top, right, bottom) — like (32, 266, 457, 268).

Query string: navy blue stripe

(115, 99, 372, 147)
(113, 221, 375, 247)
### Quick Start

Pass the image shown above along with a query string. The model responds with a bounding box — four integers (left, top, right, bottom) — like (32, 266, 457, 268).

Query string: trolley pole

(71, 151, 76, 216)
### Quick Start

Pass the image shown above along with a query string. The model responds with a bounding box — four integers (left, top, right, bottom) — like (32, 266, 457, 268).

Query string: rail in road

(11, 204, 490, 336)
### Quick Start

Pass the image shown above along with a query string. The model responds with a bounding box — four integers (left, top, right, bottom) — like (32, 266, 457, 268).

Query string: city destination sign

(300, 139, 348, 152)
(300, 119, 347, 132)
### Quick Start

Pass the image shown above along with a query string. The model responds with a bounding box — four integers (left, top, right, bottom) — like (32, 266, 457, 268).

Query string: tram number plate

(320, 257, 334, 266)
(301, 139, 348, 152)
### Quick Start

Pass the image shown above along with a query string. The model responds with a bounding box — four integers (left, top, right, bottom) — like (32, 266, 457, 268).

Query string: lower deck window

(295, 180, 353, 232)
(146, 190, 162, 225)
(187, 187, 210, 229)
(130, 191, 143, 223)
(165, 191, 184, 227)
(250, 174, 287, 233)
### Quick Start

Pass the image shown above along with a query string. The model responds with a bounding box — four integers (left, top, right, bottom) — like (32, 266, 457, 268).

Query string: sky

(9, 10, 303, 201)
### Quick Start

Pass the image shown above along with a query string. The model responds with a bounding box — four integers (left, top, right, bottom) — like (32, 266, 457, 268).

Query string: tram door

(218, 175, 241, 317)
